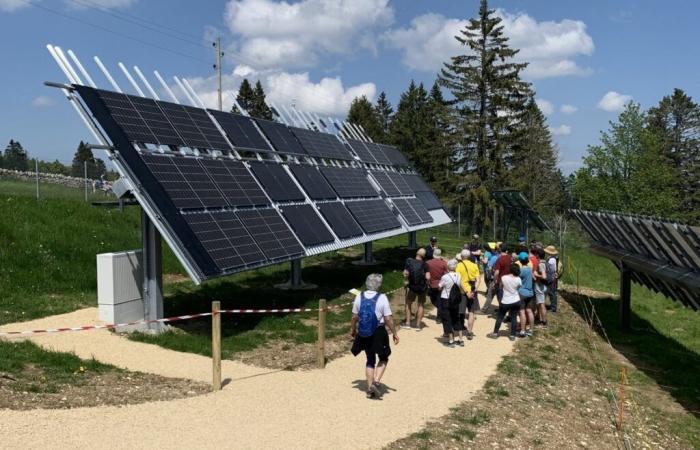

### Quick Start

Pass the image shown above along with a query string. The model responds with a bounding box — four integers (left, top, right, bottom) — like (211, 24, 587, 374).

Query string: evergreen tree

(425, 82, 458, 197)
(390, 80, 431, 174)
(250, 80, 274, 120)
(347, 96, 383, 142)
(234, 78, 255, 114)
(2, 140, 29, 171)
(647, 89, 700, 223)
(439, 0, 531, 233)
(70, 141, 106, 179)
(374, 91, 393, 140)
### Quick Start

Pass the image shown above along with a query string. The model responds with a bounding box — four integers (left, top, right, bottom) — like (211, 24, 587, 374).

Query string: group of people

(349, 234, 561, 398)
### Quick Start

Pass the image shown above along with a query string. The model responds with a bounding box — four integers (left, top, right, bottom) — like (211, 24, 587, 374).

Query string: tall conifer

(347, 96, 383, 142)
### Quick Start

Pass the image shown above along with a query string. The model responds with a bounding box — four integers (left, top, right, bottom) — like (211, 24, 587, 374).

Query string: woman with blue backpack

(350, 273, 400, 399)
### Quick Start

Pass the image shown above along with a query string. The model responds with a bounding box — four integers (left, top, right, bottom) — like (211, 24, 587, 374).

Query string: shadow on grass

(563, 291, 700, 417)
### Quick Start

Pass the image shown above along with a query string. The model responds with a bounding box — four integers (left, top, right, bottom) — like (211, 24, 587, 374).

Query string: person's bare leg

(526, 308, 535, 332)
(373, 361, 388, 383)
(518, 308, 526, 333)
(404, 300, 413, 327)
(538, 303, 547, 324)
(467, 311, 475, 335)
(416, 301, 424, 329)
(365, 366, 374, 391)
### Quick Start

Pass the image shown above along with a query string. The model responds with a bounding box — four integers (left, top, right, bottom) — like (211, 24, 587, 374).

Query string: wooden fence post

(617, 367, 627, 431)
(317, 298, 326, 369)
(212, 301, 221, 391)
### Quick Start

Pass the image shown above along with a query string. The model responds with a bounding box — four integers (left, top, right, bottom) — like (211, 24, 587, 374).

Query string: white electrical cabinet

(97, 250, 143, 324)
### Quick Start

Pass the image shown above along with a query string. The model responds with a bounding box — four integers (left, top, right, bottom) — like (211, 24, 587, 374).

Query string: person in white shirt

(488, 263, 523, 341)
(350, 273, 399, 399)
(438, 259, 466, 347)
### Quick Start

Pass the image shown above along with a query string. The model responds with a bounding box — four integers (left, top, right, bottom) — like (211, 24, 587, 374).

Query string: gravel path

(0, 307, 512, 449)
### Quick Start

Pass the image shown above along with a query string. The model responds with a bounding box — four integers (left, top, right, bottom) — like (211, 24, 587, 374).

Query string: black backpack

(447, 274, 461, 308)
(406, 258, 427, 293)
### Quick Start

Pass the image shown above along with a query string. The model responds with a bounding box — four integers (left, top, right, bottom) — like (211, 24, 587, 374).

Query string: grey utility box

(96, 250, 143, 324)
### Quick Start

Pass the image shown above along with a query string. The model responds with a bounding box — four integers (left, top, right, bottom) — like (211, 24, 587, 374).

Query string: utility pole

(213, 37, 224, 111)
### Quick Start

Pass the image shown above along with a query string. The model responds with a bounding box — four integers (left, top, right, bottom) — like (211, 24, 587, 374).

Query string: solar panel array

(73, 84, 450, 282)
(570, 210, 700, 310)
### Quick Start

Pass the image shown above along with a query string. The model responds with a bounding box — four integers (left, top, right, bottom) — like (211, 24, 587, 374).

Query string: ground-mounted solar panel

(288, 165, 337, 200)
(159, 102, 231, 151)
(141, 154, 226, 210)
(415, 191, 443, 211)
(249, 162, 305, 202)
(370, 171, 401, 197)
(320, 166, 378, 198)
(386, 172, 413, 196)
(345, 139, 375, 163)
(403, 173, 431, 192)
(379, 144, 410, 166)
(290, 127, 353, 160)
(208, 110, 270, 151)
(254, 119, 306, 155)
(183, 211, 266, 270)
(235, 208, 304, 261)
(280, 204, 335, 246)
(199, 159, 269, 207)
(406, 197, 433, 223)
(364, 142, 392, 165)
(345, 199, 402, 234)
(317, 202, 364, 239)
(392, 198, 421, 225)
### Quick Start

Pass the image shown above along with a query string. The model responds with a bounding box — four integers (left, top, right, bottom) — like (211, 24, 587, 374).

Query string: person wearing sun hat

(543, 245, 560, 313)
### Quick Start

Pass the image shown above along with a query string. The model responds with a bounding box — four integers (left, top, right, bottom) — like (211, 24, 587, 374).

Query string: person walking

(488, 263, 523, 341)
(456, 250, 480, 340)
(350, 274, 399, 399)
(424, 236, 438, 261)
(544, 245, 560, 313)
(426, 248, 448, 324)
(438, 259, 465, 347)
(403, 248, 430, 330)
(517, 252, 535, 337)
(481, 244, 500, 314)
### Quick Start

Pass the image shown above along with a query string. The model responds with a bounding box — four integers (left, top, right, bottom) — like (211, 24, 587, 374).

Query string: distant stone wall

(0, 168, 94, 189)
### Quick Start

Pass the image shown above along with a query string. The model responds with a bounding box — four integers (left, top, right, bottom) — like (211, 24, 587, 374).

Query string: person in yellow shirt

(455, 250, 480, 340)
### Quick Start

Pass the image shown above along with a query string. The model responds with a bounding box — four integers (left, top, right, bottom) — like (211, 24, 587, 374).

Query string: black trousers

(439, 298, 462, 335)
(493, 302, 522, 336)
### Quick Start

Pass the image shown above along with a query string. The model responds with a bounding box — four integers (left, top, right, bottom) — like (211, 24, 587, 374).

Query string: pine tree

(347, 96, 383, 142)
(250, 80, 274, 120)
(425, 82, 458, 197)
(390, 80, 431, 174)
(2, 139, 29, 171)
(439, 0, 531, 233)
(71, 141, 105, 179)
(234, 78, 255, 114)
(374, 91, 393, 140)
(647, 89, 700, 223)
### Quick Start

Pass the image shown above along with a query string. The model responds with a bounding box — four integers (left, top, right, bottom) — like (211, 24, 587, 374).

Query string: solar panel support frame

(351, 241, 379, 266)
(274, 258, 318, 290)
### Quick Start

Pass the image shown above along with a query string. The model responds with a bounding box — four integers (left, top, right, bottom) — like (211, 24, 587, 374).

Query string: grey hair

(460, 249, 470, 260)
(365, 273, 383, 291)
(433, 248, 442, 258)
(447, 259, 458, 271)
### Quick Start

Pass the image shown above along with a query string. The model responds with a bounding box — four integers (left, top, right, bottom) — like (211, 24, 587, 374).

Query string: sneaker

(518, 331, 526, 338)
(401, 323, 412, 330)
(413, 326, 422, 332)
(525, 330, 533, 337)
(487, 333, 499, 339)
(467, 332, 474, 341)
(366, 389, 375, 399)
(541, 321, 548, 329)
(456, 340, 465, 347)
(443, 340, 456, 347)
(370, 382, 381, 397)
(509, 335, 516, 341)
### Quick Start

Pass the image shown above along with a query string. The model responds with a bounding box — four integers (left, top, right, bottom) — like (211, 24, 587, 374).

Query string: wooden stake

(317, 298, 326, 369)
(617, 367, 626, 431)
(212, 301, 221, 391)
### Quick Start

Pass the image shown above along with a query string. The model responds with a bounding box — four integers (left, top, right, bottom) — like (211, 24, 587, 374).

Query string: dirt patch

(385, 294, 694, 450)
(0, 366, 209, 411)
(163, 273, 190, 284)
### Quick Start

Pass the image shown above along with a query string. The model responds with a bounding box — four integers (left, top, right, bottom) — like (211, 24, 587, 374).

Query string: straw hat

(544, 245, 558, 255)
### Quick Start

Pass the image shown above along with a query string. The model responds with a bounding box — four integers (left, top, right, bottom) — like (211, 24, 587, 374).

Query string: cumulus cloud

(383, 9, 594, 79)
(184, 69, 375, 117)
(550, 124, 572, 136)
(597, 91, 632, 112)
(32, 96, 55, 108)
(65, 0, 138, 9)
(536, 98, 554, 115)
(0, 0, 28, 12)
(224, 0, 393, 70)
(560, 104, 578, 114)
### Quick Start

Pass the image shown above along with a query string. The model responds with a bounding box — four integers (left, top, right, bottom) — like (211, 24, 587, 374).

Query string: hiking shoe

(518, 331, 526, 338)
(509, 335, 516, 341)
(413, 326, 422, 332)
(370, 382, 381, 397)
(443, 340, 456, 347)
(366, 389, 375, 399)
(525, 330, 534, 337)
(487, 333, 498, 339)
(456, 340, 465, 347)
(467, 332, 474, 341)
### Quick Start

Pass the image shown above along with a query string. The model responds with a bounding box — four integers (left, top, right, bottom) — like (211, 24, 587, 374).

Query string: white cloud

(224, 0, 393, 70)
(597, 91, 632, 112)
(65, 0, 138, 9)
(550, 125, 572, 136)
(0, 0, 28, 12)
(32, 96, 55, 108)
(233, 65, 256, 78)
(383, 9, 594, 79)
(185, 69, 375, 117)
(560, 104, 578, 114)
(536, 98, 554, 115)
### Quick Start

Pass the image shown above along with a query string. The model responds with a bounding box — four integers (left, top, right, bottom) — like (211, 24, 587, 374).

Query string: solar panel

(370, 171, 401, 197)
(320, 166, 378, 198)
(364, 142, 392, 165)
(183, 211, 266, 270)
(403, 173, 431, 192)
(248, 162, 305, 202)
(317, 202, 364, 239)
(235, 208, 304, 260)
(288, 165, 337, 200)
(387, 172, 413, 196)
(346, 139, 375, 163)
(345, 199, 401, 234)
(392, 198, 421, 225)
(280, 204, 335, 246)
(254, 119, 306, 155)
(415, 191, 443, 210)
(406, 197, 433, 223)
(159, 102, 231, 151)
(378, 144, 410, 166)
(199, 159, 269, 207)
(290, 127, 352, 160)
(208, 110, 270, 151)
(141, 154, 226, 209)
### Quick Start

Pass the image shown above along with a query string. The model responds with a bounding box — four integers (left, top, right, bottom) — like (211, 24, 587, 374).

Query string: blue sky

(0, 0, 698, 173)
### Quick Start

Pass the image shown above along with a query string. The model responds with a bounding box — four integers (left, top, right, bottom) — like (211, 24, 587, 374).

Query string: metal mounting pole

(620, 265, 631, 331)
(352, 242, 380, 266)
(275, 258, 317, 290)
(141, 210, 164, 331)
(407, 231, 418, 250)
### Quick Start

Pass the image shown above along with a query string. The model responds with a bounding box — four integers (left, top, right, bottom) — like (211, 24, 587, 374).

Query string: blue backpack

(358, 292, 381, 337)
